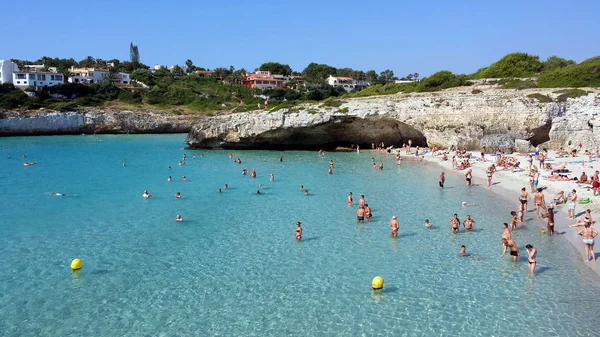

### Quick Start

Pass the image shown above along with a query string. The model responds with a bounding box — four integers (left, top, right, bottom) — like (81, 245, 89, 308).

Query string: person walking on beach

(578, 222, 597, 261)
(526, 244, 537, 274)
(568, 189, 578, 219)
(449, 214, 460, 233)
(501, 238, 519, 262)
(518, 187, 530, 212)
(486, 165, 495, 187)
(390, 215, 399, 237)
(439, 172, 445, 188)
(294, 222, 302, 240)
(502, 223, 512, 240)
(542, 207, 555, 235)
(533, 188, 547, 218)
(465, 169, 472, 186)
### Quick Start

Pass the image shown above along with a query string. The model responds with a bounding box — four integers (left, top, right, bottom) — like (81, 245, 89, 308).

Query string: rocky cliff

(185, 87, 600, 151)
(0, 110, 197, 136)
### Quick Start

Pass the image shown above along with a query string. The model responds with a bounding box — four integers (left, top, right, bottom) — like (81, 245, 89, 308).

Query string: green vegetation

(527, 93, 553, 103)
(497, 78, 539, 89)
(2, 49, 599, 112)
(473, 53, 542, 78)
(554, 89, 589, 102)
(538, 57, 600, 87)
(471, 89, 483, 94)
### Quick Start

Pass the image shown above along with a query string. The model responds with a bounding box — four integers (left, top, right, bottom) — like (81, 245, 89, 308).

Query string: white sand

(401, 147, 600, 275)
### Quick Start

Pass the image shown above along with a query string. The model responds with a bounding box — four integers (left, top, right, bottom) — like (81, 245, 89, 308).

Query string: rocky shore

(0, 110, 197, 136)
(185, 86, 600, 151)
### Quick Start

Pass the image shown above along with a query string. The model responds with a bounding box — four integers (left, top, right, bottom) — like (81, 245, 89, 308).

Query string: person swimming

(300, 185, 304, 190)
(182, 176, 187, 181)
(424, 219, 433, 227)
(142, 190, 152, 198)
(462, 202, 476, 207)
(224, 184, 229, 189)
(304, 190, 309, 196)
(218, 188, 222, 193)
(459, 245, 468, 256)
(270, 173, 274, 181)
(256, 190, 261, 194)
(176, 214, 183, 222)
(175, 192, 181, 199)
(258, 184, 263, 189)
(168, 176, 172, 182)
(45, 192, 65, 196)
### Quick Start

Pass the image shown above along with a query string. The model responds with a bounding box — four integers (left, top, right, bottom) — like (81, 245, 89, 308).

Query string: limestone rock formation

(186, 87, 600, 150)
(0, 110, 197, 136)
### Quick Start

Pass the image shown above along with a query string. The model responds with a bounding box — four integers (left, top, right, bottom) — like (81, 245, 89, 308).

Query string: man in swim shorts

(465, 169, 472, 186)
(356, 206, 366, 223)
(439, 172, 445, 188)
(593, 171, 600, 196)
(501, 238, 519, 262)
(389, 216, 399, 237)
(568, 189, 577, 219)
(502, 223, 512, 240)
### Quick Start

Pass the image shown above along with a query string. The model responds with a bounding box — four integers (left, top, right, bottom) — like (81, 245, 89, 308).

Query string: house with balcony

(242, 71, 286, 89)
(12, 71, 64, 88)
(327, 75, 369, 92)
(68, 67, 130, 85)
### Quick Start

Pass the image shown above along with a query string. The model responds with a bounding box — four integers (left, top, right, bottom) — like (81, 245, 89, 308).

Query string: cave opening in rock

(223, 116, 428, 151)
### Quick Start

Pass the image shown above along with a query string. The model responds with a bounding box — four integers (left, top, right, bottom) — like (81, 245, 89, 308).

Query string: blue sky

(3, 0, 599, 76)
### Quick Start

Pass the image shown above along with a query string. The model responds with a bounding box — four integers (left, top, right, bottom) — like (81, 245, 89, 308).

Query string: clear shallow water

(0, 134, 599, 337)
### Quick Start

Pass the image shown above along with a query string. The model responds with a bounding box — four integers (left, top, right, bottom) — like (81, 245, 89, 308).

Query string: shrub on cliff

(527, 93, 553, 103)
(474, 53, 542, 79)
(0, 83, 29, 109)
(498, 78, 538, 89)
(538, 57, 600, 88)
(554, 89, 590, 102)
(418, 71, 469, 91)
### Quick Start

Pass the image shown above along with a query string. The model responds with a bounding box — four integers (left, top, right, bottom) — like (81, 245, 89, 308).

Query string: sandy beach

(410, 147, 600, 276)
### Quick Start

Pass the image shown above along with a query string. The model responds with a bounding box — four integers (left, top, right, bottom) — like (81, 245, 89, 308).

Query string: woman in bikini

(518, 187, 530, 212)
(526, 244, 537, 274)
(463, 215, 475, 231)
(486, 165, 495, 187)
(570, 209, 593, 227)
(578, 222, 598, 261)
(294, 222, 303, 240)
(449, 214, 460, 233)
(347, 192, 353, 206)
(542, 207, 555, 235)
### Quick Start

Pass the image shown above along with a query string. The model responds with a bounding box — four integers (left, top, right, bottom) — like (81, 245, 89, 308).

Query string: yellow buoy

(71, 258, 82, 270)
(372, 276, 384, 290)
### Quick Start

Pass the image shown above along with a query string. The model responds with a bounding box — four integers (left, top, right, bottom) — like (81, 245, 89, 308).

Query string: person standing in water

(542, 207, 555, 235)
(465, 169, 472, 186)
(459, 245, 468, 256)
(502, 223, 512, 240)
(449, 214, 460, 233)
(525, 244, 537, 274)
(364, 204, 372, 221)
(294, 222, 302, 240)
(390, 216, 399, 237)
(347, 192, 353, 206)
(501, 238, 519, 262)
(463, 215, 475, 231)
(518, 187, 530, 213)
(578, 222, 598, 261)
(359, 195, 366, 207)
(379, 160, 384, 171)
(439, 172, 445, 188)
(356, 206, 366, 223)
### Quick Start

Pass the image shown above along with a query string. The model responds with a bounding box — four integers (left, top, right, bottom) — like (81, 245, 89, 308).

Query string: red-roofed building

(242, 71, 286, 89)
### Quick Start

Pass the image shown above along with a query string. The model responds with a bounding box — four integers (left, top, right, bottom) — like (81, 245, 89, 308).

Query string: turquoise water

(1, 134, 599, 336)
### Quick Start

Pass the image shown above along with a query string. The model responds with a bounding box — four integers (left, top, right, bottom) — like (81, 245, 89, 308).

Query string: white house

(68, 67, 130, 85)
(327, 75, 369, 92)
(0, 60, 20, 84)
(12, 71, 64, 88)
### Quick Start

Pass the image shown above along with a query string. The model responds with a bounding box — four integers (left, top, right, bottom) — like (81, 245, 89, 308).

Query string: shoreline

(414, 148, 600, 277)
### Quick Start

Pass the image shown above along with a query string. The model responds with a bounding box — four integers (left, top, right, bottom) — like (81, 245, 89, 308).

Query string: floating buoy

(372, 276, 384, 290)
(71, 258, 82, 270)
